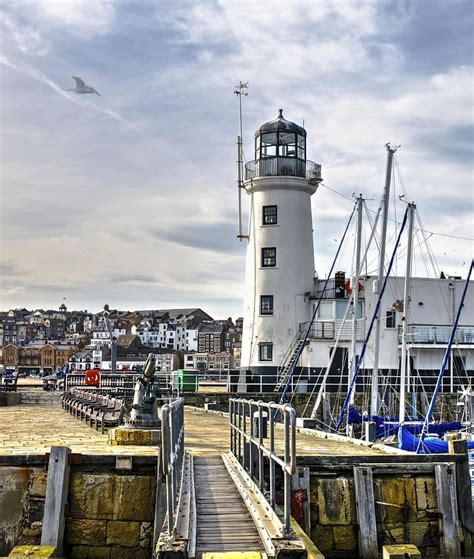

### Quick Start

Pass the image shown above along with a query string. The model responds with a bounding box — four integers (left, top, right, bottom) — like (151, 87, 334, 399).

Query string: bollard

(252, 410, 268, 438)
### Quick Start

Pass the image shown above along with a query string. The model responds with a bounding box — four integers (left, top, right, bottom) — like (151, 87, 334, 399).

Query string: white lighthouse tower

(240, 110, 322, 389)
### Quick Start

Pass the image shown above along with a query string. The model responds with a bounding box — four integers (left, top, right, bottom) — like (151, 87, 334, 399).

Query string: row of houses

(1, 306, 242, 355)
(68, 335, 240, 374)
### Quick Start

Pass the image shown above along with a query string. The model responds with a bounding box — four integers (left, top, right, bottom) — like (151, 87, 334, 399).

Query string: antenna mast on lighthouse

(234, 81, 248, 241)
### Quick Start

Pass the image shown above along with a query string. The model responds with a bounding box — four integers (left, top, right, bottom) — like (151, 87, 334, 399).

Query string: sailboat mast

(347, 195, 363, 435)
(399, 202, 416, 424)
(370, 144, 398, 421)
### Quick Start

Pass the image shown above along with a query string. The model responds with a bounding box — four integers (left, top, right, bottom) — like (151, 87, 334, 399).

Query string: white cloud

(0, 11, 49, 55)
(1, 0, 116, 57)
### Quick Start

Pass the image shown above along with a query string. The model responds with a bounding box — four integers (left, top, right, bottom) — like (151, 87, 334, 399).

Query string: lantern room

(245, 109, 321, 182)
(254, 109, 306, 177)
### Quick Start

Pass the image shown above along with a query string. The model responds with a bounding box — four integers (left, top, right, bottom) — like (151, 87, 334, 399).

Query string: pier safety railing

(161, 397, 185, 535)
(229, 398, 296, 534)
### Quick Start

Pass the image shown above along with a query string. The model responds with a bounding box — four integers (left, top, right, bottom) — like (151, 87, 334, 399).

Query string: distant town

(0, 305, 242, 376)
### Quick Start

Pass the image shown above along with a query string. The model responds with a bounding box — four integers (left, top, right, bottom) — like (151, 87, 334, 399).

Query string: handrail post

(229, 397, 297, 537)
(160, 398, 184, 536)
(283, 406, 290, 535)
(269, 402, 276, 509)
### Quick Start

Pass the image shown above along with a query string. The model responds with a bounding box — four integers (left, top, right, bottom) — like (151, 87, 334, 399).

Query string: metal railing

(229, 398, 296, 534)
(400, 324, 474, 345)
(244, 158, 321, 181)
(302, 319, 365, 341)
(161, 397, 185, 535)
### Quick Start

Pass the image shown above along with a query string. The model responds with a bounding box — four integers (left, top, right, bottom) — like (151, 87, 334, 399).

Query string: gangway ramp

(156, 398, 308, 558)
(193, 456, 263, 554)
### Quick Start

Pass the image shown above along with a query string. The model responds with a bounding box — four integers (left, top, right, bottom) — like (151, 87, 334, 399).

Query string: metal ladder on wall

(156, 398, 306, 558)
(274, 336, 306, 393)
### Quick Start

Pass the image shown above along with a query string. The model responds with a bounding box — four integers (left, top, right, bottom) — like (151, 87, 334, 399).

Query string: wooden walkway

(194, 456, 263, 555)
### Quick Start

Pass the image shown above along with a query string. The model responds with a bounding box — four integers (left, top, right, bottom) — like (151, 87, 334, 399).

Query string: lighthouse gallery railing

(245, 158, 321, 181)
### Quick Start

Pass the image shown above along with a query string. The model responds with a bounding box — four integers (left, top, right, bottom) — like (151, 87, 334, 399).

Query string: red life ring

(85, 369, 100, 386)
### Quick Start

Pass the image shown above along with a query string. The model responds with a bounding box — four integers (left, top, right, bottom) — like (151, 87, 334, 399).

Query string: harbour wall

(1, 446, 472, 558)
(0, 455, 157, 559)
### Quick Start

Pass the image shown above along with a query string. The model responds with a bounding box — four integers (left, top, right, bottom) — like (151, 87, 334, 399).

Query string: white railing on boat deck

(301, 319, 365, 341)
(400, 324, 474, 345)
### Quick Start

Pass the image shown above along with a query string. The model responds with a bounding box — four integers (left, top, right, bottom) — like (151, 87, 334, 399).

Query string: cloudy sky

(0, 0, 473, 318)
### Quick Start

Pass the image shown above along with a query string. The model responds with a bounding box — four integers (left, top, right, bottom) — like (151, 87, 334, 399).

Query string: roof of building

(116, 335, 140, 348)
(255, 109, 306, 138)
(70, 350, 93, 359)
(198, 322, 223, 333)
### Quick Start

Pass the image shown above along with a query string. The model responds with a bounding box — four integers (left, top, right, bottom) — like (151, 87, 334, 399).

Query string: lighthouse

(240, 110, 322, 389)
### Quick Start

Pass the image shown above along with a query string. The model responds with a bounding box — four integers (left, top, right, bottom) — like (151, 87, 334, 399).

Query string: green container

(175, 369, 198, 393)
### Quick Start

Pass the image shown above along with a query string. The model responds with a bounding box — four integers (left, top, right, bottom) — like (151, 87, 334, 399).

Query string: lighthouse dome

(255, 109, 306, 138)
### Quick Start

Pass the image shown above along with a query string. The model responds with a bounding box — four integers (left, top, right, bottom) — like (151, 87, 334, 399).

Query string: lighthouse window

(263, 205, 277, 225)
(259, 342, 273, 361)
(261, 133, 277, 158)
(297, 135, 305, 160)
(261, 247, 276, 267)
(260, 295, 274, 315)
(278, 132, 296, 157)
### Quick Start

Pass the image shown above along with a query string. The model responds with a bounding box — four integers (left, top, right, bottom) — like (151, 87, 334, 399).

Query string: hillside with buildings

(0, 305, 242, 375)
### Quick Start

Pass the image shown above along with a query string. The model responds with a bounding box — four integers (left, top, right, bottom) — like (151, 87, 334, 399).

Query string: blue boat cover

(347, 405, 467, 446)
(398, 426, 474, 453)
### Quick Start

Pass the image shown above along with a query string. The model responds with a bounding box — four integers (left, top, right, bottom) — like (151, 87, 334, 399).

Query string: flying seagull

(68, 76, 102, 96)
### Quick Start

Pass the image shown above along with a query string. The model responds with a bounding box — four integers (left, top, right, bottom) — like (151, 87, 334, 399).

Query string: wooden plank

(194, 455, 263, 554)
(435, 464, 461, 557)
(353, 466, 378, 559)
(448, 438, 474, 556)
(297, 454, 462, 467)
(40, 446, 71, 555)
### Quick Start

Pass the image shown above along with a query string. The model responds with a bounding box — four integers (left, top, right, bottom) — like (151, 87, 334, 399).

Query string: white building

(306, 275, 474, 394)
(186, 328, 199, 352)
(240, 110, 321, 384)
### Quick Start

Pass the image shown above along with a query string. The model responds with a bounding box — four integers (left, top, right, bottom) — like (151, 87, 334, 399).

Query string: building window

(260, 295, 274, 315)
(386, 310, 396, 328)
(259, 342, 273, 362)
(318, 301, 333, 320)
(263, 205, 277, 225)
(261, 247, 276, 267)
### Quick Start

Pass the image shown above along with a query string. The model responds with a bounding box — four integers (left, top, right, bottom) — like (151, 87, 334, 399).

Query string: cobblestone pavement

(0, 403, 391, 457)
(0, 404, 157, 455)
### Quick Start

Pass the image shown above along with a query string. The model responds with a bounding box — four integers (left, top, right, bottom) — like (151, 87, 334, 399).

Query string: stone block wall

(309, 474, 441, 558)
(0, 467, 47, 556)
(65, 471, 155, 559)
(1, 459, 158, 559)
